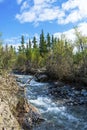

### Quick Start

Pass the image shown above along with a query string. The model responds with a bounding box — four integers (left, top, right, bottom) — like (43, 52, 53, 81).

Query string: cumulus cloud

(16, 0, 65, 24)
(54, 22, 87, 41)
(60, 0, 87, 24)
(15, 0, 87, 26)
(20, 1, 29, 11)
(78, 22, 87, 35)
(16, 11, 36, 23)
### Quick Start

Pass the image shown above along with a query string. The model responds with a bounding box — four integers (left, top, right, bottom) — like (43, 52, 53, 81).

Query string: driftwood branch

(23, 72, 38, 87)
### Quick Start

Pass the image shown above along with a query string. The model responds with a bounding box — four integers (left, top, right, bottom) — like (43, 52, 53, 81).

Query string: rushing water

(16, 74, 87, 130)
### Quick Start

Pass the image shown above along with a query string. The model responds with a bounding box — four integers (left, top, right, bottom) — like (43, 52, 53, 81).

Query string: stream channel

(16, 74, 87, 130)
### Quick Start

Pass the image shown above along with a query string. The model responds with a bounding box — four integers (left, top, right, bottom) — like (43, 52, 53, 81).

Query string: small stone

(74, 91, 80, 95)
(81, 89, 87, 96)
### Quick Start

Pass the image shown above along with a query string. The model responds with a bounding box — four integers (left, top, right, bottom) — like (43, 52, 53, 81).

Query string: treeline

(0, 29, 87, 81)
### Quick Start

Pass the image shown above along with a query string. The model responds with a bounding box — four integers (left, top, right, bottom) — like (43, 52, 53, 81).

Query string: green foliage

(39, 30, 48, 56)
(47, 33, 51, 51)
(0, 44, 16, 74)
(19, 35, 25, 53)
(46, 37, 74, 79)
(30, 48, 41, 67)
(16, 53, 27, 70)
(32, 36, 37, 49)
(0, 29, 87, 80)
(74, 28, 87, 74)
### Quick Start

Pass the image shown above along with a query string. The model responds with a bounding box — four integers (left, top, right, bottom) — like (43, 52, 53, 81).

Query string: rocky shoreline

(48, 82, 87, 106)
(1, 71, 86, 129)
(0, 74, 44, 130)
(34, 73, 87, 106)
(14, 69, 87, 106)
(14, 68, 87, 86)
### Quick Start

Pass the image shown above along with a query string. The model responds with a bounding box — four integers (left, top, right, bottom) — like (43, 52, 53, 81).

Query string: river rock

(54, 81, 65, 87)
(81, 89, 87, 96)
(48, 81, 87, 106)
(35, 74, 49, 82)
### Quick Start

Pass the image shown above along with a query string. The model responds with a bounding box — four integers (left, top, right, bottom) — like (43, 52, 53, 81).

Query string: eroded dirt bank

(0, 74, 43, 130)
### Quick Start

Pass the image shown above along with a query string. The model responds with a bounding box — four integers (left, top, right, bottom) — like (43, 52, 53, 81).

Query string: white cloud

(4, 33, 30, 50)
(15, 0, 87, 25)
(62, 0, 79, 11)
(60, 10, 82, 24)
(17, 0, 23, 5)
(4, 38, 20, 50)
(34, 0, 44, 5)
(34, 0, 56, 5)
(54, 22, 87, 41)
(16, 11, 36, 23)
(78, 22, 87, 35)
(21, 1, 29, 11)
(38, 8, 62, 21)
(16, 0, 65, 24)
(60, 0, 87, 24)
(16, 0, 87, 25)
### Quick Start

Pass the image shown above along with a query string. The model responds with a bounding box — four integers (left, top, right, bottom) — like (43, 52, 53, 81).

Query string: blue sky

(0, 0, 87, 47)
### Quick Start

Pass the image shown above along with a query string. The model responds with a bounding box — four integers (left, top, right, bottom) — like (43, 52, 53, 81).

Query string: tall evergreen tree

(32, 36, 37, 48)
(47, 33, 51, 51)
(25, 39, 32, 62)
(21, 35, 25, 53)
(39, 30, 47, 56)
(51, 35, 55, 49)
(29, 39, 31, 48)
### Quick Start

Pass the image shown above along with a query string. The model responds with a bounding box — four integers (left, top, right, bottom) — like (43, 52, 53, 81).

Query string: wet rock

(60, 86, 72, 95)
(54, 81, 65, 87)
(74, 90, 80, 95)
(48, 82, 87, 106)
(81, 89, 87, 96)
(35, 74, 49, 82)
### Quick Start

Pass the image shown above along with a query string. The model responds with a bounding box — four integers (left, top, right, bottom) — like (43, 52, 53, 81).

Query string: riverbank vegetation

(0, 28, 87, 84)
(0, 28, 87, 129)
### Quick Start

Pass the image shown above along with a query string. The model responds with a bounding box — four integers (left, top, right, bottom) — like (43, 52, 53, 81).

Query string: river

(16, 74, 87, 130)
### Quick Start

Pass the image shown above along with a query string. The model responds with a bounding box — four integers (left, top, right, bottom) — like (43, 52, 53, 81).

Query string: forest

(0, 28, 87, 84)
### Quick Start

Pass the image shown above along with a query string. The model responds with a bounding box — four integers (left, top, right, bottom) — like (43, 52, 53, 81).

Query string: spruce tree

(47, 33, 51, 51)
(29, 39, 31, 48)
(39, 30, 47, 56)
(51, 35, 55, 49)
(32, 36, 37, 48)
(21, 35, 25, 53)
